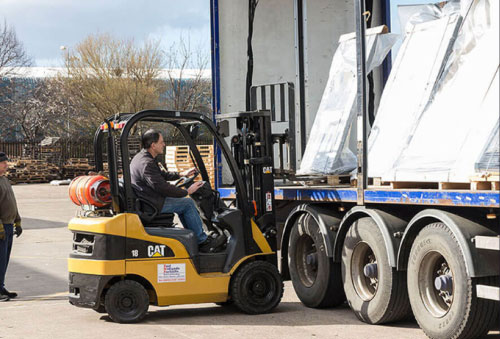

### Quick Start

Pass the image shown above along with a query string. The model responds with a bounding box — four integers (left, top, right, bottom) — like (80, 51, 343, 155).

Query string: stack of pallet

(39, 137, 62, 165)
(62, 158, 95, 179)
(165, 145, 215, 188)
(39, 145, 62, 165)
(6, 159, 60, 184)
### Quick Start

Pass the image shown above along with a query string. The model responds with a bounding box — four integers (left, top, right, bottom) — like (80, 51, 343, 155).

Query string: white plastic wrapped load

(476, 122, 499, 172)
(298, 26, 396, 175)
(384, 0, 499, 182)
(368, 7, 461, 179)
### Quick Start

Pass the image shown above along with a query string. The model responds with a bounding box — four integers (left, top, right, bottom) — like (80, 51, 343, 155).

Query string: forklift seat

(117, 179, 175, 227)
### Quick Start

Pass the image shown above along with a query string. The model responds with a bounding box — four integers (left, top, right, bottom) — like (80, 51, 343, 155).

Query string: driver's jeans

(160, 197, 208, 244)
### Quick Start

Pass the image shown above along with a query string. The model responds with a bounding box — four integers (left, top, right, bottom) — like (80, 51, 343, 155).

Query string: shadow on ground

(21, 217, 68, 230)
(6, 260, 68, 298)
(99, 302, 421, 328)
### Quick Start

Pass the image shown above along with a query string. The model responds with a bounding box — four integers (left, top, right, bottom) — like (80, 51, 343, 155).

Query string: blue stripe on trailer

(218, 187, 357, 202)
(365, 189, 500, 208)
(276, 188, 357, 202)
(218, 187, 499, 208)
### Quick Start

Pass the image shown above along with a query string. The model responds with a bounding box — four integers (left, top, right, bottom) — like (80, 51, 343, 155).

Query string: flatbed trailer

(209, 1, 499, 338)
(218, 183, 500, 339)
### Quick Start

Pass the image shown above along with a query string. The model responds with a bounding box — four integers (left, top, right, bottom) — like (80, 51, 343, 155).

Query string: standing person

(0, 152, 22, 301)
(130, 129, 225, 252)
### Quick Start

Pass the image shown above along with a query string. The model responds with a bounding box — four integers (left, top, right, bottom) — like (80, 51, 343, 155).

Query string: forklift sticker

(148, 245, 167, 257)
(266, 192, 273, 211)
(158, 264, 186, 283)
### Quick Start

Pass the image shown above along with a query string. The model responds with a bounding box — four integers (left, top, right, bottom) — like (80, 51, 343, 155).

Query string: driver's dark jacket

(130, 149, 186, 211)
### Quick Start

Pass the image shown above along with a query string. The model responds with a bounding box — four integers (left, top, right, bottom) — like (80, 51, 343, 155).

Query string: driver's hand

(187, 181, 204, 195)
(180, 168, 197, 177)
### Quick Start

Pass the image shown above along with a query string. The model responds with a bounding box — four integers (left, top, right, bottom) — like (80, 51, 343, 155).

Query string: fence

(0, 134, 214, 165)
(0, 138, 94, 164)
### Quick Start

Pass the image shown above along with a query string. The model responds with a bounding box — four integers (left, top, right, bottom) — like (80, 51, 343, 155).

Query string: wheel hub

(252, 280, 267, 296)
(351, 242, 378, 301)
(118, 292, 136, 310)
(419, 251, 454, 317)
(121, 297, 133, 308)
(306, 253, 318, 267)
(295, 234, 318, 287)
(434, 274, 453, 293)
(363, 263, 378, 279)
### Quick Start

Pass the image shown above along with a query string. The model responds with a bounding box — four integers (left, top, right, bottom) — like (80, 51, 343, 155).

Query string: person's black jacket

(130, 149, 186, 211)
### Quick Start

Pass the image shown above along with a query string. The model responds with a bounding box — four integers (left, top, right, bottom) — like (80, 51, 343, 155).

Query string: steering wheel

(174, 171, 200, 188)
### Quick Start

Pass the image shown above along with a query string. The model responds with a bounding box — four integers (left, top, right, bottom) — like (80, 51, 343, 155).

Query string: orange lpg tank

(69, 175, 112, 207)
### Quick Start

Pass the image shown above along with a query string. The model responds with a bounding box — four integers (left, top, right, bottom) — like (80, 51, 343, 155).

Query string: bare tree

(63, 33, 166, 127)
(162, 36, 212, 113)
(0, 20, 32, 77)
(0, 77, 84, 141)
(1, 79, 47, 142)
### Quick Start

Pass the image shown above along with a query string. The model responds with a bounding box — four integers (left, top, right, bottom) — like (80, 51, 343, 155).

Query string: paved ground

(0, 184, 497, 339)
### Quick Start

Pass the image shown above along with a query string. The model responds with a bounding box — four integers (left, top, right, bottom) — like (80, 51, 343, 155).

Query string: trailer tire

(341, 217, 410, 324)
(289, 214, 345, 308)
(105, 280, 149, 323)
(408, 222, 499, 339)
(231, 260, 283, 314)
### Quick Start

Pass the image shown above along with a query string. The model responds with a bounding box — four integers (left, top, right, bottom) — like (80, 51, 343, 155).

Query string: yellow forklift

(68, 109, 283, 323)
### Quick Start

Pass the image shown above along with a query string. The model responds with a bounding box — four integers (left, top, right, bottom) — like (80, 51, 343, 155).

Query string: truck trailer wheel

(104, 280, 149, 323)
(288, 214, 345, 308)
(341, 217, 410, 324)
(408, 222, 499, 339)
(231, 260, 283, 314)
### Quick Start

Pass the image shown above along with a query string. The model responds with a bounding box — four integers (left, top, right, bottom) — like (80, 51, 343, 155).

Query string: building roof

(2, 67, 211, 80)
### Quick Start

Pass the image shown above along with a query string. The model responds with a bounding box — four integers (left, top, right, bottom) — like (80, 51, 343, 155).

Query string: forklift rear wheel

(289, 214, 345, 308)
(341, 217, 410, 324)
(231, 260, 283, 314)
(105, 280, 149, 323)
(408, 223, 499, 339)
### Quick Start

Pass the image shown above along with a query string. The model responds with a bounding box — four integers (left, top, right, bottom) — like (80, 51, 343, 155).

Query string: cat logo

(148, 245, 167, 257)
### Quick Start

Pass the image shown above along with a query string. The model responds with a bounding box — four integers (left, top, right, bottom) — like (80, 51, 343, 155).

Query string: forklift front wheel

(231, 261, 283, 315)
(105, 280, 150, 323)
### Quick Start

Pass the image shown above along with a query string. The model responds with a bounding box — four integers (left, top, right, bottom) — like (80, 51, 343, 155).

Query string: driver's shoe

(199, 234, 227, 253)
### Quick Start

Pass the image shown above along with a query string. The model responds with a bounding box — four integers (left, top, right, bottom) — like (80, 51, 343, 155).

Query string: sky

(0, 0, 211, 67)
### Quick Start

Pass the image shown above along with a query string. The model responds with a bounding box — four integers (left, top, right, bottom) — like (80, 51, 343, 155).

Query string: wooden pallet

(292, 176, 328, 186)
(368, 177, 499, 191)
(327, 175, 352, 186)
(470, 173, 500, 191)
(165, 145, 215, 188)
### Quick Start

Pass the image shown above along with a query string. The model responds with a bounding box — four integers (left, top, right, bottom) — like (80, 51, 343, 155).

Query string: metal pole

(355, 0, 368, 205)
(294, 0, 308, 160)
(210, 0, 223, 189)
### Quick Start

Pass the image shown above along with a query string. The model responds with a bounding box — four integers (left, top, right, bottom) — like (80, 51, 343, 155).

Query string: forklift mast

(219, 110, 277, 242)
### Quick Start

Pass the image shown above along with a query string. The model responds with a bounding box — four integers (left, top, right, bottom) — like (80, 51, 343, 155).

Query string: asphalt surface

(0, 184, 497, 339)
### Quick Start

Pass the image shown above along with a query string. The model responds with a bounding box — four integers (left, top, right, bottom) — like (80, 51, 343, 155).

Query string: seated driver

(130, 129, 224, 252)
